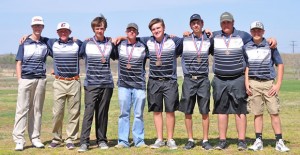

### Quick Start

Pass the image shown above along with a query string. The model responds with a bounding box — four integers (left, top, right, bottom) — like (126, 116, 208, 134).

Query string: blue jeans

(117, 87, 146, 147)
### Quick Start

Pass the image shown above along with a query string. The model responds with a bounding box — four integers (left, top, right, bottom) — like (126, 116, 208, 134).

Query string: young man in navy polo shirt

(78, 15, 117, 152)
(13, 16, 48, 151)
(140, 18, 183, 150)
(244, 21, 290, 152)
(210, 12, 277, 151)
(47, 22, 82, 150)
(179, 14, 213, 150)
(114, 23, 148, 148)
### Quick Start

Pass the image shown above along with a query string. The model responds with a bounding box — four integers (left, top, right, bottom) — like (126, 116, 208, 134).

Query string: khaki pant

(247, 80, 280, 115)
(12, 78, 47, 143)
(51, 79, 81, 144)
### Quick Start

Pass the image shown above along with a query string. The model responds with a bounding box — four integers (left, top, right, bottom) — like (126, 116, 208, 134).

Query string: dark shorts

(212, 75, 248, 114)
(179, 76, 210, 114)
(147, 78, 179, 112)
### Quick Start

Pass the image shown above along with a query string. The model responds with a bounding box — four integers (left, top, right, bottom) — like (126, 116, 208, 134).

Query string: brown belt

(55, 75, 80, 81)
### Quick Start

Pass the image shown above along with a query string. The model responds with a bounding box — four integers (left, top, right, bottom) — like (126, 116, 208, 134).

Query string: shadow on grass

(41, 137, 291, 149)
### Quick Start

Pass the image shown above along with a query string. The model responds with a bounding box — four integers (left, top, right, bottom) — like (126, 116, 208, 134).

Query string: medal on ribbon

(223, 35, 232, 55)
(126, 41, 136, 70)
(192, 34, 204, 63)
(92, 36, 108, 64)
(155, 37, 166, 66)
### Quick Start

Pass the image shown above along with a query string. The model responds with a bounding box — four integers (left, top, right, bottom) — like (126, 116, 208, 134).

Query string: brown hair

(148, 18, 165, 30)
(91, 14, 107, 30)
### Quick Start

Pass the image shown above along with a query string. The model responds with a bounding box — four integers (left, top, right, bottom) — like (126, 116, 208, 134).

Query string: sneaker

(237, 141, 247, 151)
(275, 139, 290, 152)
(136, 143, 148, 148)
(183, 141, 195, 150)
(78, 144, 89, 152)
(66, 143, 75, 150)
(248, 138, 263, 151)
(15, 142, 25, 151)
(150, 139, 165, 149)
(98, 142, 109, 149)
(202, 141, 213, 150)
(215, 140, 227, 150)
(115, 144, 127, 148)
(167, 139, 178, 150)
(32, 141, 45, 148)
(48, 142, 60, 148)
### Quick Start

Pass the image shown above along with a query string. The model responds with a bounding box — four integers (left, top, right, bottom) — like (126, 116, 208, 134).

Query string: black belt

(250, 77, 272, 82)
(184, 74, 206, 80)
(149, 77, 172, 81)
(215, 74, 243, 80)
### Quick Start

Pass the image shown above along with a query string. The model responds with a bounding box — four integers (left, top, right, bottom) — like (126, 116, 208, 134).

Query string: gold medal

(101, 57, 106, 63)
(197, 57, 201, 63)
(156, 60, 162, 66)
(126, 63, 131, 69)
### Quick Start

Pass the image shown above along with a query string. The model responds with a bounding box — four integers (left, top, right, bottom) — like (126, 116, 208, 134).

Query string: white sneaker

(275, 139, 290, 152)
(167, 139, 178, 150)
(32, 140, 45, 148)
(248, 138, 263, 151)
(150, 139, 165, 149)
(15, 142, 25, 151)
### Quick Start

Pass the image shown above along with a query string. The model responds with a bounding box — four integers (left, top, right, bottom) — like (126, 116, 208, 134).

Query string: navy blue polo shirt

(16, 37, 48, 79)
(139, 34, 183, 80)
(243, 38, 283, 80)
(116, 40, 148, 90)
(79, 37, 117, 87)
(181, 32, 212, 77)
(211, 28, 252, 77)
(48, 38, 82, 78)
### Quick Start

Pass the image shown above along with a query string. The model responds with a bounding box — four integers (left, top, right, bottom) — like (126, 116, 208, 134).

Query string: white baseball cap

(250, 21, 264, 30)
(31, 16, 44, 25)
(57, 22, 71, 31)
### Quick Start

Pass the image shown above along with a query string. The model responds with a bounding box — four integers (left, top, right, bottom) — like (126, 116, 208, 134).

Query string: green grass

(0, 77, 299, 155)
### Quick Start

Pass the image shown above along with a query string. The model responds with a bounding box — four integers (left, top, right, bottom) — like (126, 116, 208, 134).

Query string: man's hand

(114, 36, 126, 45)
(19, 35, 29, 44)
(245, 82, 253, 96)
(204, 28, 213, 38)
(267, 37, 277, 49)
(183, 31, 191, 37)
(268, 84, 280, 96)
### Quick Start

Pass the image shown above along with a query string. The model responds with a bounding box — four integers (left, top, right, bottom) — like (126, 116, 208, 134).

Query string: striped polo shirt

(116, 40, 148, 90)
(48, 38, 82, 78)
(181, 32, 211, 77)
(16, 37, 48, 79)
(212, 28, 251, 77)
(139, 34, 183, 79)
(244, 38, 283, 80)
(80, 37, 116, 87)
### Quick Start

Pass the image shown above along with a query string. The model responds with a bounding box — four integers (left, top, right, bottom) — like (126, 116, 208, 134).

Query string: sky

(0, 0, 299, 54)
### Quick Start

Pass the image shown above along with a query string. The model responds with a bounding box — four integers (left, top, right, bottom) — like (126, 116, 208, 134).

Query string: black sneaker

(202, 141, 213, 150)
(66, 143, 75, 150)
(237, 141, 247, 151)
(48, 142, 60, 148)
(183, 141, 195, 150)
(215, 140, 227, 150)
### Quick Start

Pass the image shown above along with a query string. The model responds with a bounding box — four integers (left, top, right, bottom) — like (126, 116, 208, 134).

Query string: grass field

(0, 76, 299, 155)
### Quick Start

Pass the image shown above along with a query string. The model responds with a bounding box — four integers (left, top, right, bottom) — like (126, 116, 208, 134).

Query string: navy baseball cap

(190, 14, 202, 23)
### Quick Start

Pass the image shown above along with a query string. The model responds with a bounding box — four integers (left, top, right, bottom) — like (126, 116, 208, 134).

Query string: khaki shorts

(247, 79, 280, 115)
